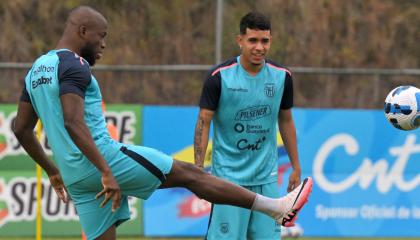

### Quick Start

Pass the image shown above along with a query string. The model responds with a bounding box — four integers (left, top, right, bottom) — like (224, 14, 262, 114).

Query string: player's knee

(173, 160, 208, 185)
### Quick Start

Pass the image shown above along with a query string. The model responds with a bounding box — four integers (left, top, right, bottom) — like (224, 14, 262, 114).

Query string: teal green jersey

(199, 56, 293, 185)
(21, 49, 120, 186)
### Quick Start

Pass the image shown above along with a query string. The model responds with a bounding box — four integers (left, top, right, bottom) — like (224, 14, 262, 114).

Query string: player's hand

(96, 170, 121, 212)
(49, 173, 69, 203)
(287, 169, 301, 193)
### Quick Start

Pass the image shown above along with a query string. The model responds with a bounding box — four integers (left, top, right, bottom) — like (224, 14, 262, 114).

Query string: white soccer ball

(384, 85, 420, 130)
(281, 224, 304, 238)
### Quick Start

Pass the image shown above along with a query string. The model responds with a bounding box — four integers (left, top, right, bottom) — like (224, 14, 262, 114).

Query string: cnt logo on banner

(296, 109, 420, 237)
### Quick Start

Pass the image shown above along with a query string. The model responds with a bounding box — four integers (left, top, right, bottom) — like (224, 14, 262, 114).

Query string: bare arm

(13, 101, 68, 203)
(278, 109, 301, 192)
(194, 108, 214, 168)
(60, 93, 120, 211)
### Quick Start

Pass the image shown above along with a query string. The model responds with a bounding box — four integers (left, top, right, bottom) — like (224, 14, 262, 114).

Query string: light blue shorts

(67, 145, 173, 240)
(206, 181, 281, 240)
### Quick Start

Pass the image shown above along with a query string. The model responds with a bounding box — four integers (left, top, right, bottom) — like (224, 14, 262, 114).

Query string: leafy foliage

(0, 0, 418, 107)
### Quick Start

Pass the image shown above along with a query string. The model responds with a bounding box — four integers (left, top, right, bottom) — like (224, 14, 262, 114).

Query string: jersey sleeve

(58, 59, 91, 98)
(199, 72, 221, 111)
(280, 72, 293, 110)
(19, 84, 31, 102)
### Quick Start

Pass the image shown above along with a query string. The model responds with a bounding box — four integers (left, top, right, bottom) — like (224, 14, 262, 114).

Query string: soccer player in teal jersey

(13, 6, 312, 240)
(194, 12, 304, 239)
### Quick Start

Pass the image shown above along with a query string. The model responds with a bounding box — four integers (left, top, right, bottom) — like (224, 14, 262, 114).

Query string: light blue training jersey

(21, 49, 120, 186)
(200, 56, 293, 185)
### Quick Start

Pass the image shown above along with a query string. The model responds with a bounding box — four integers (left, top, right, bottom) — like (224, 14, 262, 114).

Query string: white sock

(251, 194, 282, 219)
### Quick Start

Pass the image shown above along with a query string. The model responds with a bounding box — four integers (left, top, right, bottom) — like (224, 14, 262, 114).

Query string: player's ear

(236, 35, 243, 49)
(78, 25, 88, 39)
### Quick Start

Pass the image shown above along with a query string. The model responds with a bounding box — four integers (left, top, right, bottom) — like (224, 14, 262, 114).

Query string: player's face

(237, 28, 271, 66)
(80, 21, 107, 66)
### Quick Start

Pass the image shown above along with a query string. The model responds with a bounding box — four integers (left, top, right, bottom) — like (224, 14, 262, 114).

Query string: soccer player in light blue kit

(13, 6, 312, 240)
(194, 12, 306, 239)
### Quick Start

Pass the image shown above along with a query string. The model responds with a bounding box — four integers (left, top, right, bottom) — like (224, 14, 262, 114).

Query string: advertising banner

(0, 104, 143, 237)
(297, 109, 420, 237)
(142, 106, 420, 237)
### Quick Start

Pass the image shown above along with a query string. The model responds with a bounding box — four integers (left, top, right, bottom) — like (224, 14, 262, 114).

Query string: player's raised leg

(159, 160, 312, 226)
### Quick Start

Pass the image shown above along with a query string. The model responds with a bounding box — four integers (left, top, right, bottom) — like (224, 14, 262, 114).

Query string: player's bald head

(58, 6, 108, 66)
(65, 6, 107, 30)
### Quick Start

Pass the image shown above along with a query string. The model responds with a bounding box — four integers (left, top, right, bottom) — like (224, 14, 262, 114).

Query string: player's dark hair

(239, 11, 271, 35)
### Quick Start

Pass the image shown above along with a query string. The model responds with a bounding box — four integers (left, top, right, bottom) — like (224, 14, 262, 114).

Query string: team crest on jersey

(220, 223, 229, 234)
(264, 83, 275, 97)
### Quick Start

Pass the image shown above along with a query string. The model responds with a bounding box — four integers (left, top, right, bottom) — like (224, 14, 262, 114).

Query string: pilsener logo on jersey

(235, 105, 271, 121)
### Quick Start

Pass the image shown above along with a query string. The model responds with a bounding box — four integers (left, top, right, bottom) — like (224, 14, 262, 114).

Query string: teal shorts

(67, 145, 173, 240)
(206, 181, 281, 240)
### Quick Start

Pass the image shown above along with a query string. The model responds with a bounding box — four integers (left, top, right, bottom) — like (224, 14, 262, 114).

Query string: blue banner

(142, 106, 420, 237)
(297, 109, 420, 237)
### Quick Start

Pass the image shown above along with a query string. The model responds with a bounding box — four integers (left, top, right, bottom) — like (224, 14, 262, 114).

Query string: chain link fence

(1, 63, 419, 108)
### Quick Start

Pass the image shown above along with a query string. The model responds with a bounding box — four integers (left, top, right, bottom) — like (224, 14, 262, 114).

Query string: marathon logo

(32, 76, 52, 89)
(235, 105, 271, 121)
(32, 65, 55, 76)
